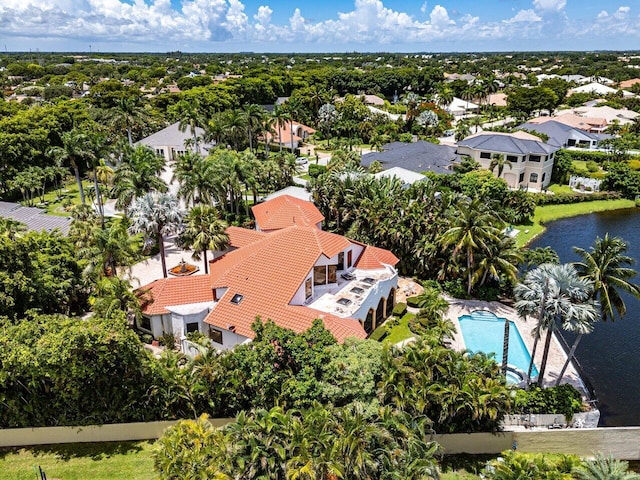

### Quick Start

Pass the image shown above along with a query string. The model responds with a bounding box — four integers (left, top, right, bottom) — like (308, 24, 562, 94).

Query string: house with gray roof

(519, 120, 610, 150)
(361, 141, 459, 175)
(136, 122, 213, 163)
(0, 201, 71, 235)
(456, 131, 559, 190)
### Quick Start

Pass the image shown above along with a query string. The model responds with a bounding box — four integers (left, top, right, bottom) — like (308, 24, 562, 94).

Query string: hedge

(308, 164, 327, 178)
(368, 324, 389, 342)
(406, 296, 422, 308)
(392, 302, 407, 316)
(559, 149, 640, 163)
(533, 191, 621, 205)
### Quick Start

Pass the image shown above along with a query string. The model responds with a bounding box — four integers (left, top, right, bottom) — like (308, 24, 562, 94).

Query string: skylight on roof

(230, 293, 244, 305)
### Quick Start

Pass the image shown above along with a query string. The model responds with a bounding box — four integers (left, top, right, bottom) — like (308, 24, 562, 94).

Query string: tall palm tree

(241, 104, 264, 153)
(272, 106, 290, 153)
(174, 99, 205, 153)
(48, 129, 93, 205)
(489, 153, 513, 179)
(129, 193, 183, 278)
(440, 197, 502, 295)
(172, 152, 215, 206)
(455, 120, 471, 142)
(515, 263, 597, 386)
(178, 205, 229, 274)
(573, 234, 640, 322)
(112, 146, 167, 214)
(108, 95, 150, 147)
(222, 109, 247, 151)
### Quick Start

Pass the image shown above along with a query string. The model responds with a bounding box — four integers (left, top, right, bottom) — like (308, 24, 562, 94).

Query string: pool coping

(443, 295, 588, 395)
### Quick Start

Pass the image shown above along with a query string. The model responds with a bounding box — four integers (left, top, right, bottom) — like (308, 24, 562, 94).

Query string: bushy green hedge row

(392, 302, 407, 316)
(512, 384, 583, 418)
(533, 191, 621, 205)
(308, 163, 327, 178)
(559, 149, 612, 163)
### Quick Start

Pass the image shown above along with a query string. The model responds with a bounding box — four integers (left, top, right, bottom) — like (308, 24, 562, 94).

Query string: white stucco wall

(351, 272, 398, 323)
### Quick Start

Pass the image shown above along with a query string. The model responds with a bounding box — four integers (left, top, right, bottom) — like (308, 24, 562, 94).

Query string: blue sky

(0, 0, 638, 52)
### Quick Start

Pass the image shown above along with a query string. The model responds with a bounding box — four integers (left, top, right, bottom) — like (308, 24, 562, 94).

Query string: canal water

(529, 207, 640, 426)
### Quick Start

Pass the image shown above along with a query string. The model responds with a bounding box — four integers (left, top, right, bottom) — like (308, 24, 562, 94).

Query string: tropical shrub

(485, 451, 581, 480)
(533, 191, 620, 205)
(406, 296, 422, 308)
(512, 384, 583, 418)
(368, 324, 389, 341)
(307, 163, 327, 178)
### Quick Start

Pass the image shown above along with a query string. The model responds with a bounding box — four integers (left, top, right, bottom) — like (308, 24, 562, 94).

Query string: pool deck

(443, 295, 588, 395)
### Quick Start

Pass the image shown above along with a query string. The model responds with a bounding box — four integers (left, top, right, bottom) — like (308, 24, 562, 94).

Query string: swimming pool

(458, 310, 538, 383)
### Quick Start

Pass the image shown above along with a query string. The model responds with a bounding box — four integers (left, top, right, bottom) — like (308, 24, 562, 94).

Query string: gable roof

(361, 141, 459, 174)
(138, 275, 214, 315)
(204, 226, 365, 341)
(519, 121, 610, 148)
(526, 113, 607, 131)
(136, 121, 207, 148)
(226, 225, 268, 248)
(0, 201, 71, 235)
(457, 132, 558, 155)
(252, 195, 324, 231)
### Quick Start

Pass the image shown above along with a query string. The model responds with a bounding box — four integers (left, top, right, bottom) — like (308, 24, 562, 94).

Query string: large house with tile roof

(456, 131, 559, 190)
(136, 196, 399, 350)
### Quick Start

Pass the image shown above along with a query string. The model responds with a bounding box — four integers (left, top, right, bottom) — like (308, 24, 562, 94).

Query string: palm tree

(129, 193, 183, 278)
(172, 152, 215, 206)
(79, 217, 139, 280)
(440, 197, 502, 295)
(108, 95, 150, 146)
(285, 97, 304, 154)
(573, 234, 640, 322)
(112, 146, 167, 214)
(272, 106, 291, 153)
(514, 263, 597, 386)
(572, 454, 640, 480)
(178, 205, 229, 274)
(489, 153, 513, 179)
(455, 120, 471, 142)
(48, 129, 93, 205)
(242, 104, 264, 153)
(174, 99, 205, 153)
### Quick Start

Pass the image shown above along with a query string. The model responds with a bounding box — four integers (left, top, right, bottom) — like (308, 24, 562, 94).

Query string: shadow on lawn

(0, 441, 151, 462)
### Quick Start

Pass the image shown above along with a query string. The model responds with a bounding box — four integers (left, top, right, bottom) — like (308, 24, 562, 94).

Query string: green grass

(36, 180, 94, 217)
(514, 198, 636, 247)
(441, 471, 481, 479)
(383, 312, 416, 345)
(547, 183, 574, 195)
(0, 441, 156, 480)
(297, 174, 312, 181)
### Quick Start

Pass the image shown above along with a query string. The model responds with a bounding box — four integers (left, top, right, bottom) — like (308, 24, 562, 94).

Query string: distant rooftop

(361, 141, 459, 174)
(0, 201, 71, 235)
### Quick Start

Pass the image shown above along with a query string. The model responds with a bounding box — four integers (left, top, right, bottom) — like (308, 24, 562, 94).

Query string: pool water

(458, 310, 539, 382)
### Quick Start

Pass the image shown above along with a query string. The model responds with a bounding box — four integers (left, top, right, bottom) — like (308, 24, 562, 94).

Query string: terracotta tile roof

(205, 226, 364, 341)
(226, 226, 267, 248)
(527, 113, 607, 130)
(138, 275, 214, 315)
(252, 195, 324, 231)
(355, 245, 400, 270)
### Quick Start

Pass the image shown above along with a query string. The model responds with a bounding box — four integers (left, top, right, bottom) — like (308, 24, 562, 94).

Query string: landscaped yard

(383, 312, 415, 344)
(0, 441, 156, 480)
(35, 180, 95, 217)
(514, 198, 636, 247)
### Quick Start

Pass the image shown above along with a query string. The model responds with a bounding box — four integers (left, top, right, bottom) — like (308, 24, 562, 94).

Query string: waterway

(529, 207, 640, 427)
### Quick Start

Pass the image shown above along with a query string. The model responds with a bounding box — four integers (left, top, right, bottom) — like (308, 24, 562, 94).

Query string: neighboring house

(444, 97, 480, 116)
(361, 141, 459, 175)
(0, 201, 71, 235)
(519, 120, 610, 150)
(373, 167, 427, 188)
(264, 185, 312, 202)
(525, 113, 608, 133)
(336, 94, 385, 106)
(135, 122, 212, 162)
(444, 73, 476, 84)
(554, 105, 639, 126)
(266, 121, 315, 150)
(568, 82, 635, 98)
(136, 197, 399, 349)
(619, 78, 640, 90)
(456, 131, 559, 190)
(487, 93, 508, 107)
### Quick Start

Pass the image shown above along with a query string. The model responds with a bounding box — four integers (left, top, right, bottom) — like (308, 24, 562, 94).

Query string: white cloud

(0, 0, 638, 51)
(504, 9, 541, 23)
(254, 5, 272, 25)
(532, 0, 566, 12)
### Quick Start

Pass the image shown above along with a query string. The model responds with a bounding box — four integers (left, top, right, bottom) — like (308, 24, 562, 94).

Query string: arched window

(386, 289, 396, 317)
(364, 309, 374, 335)
(529, 172, 539, 183)
(376, 298, 385, 326)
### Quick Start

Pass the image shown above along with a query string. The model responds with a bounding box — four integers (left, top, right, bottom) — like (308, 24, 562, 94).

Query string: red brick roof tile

(355, 245, 400, 270)
(252, 195, 324, 231)
(226, 226, 267, 248)
(138, 275, 214, 315)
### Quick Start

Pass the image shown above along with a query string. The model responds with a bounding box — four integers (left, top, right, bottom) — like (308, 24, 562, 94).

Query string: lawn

(0, 441, 156, 480)
(36, 180, 95, 217)
(514, 198, 636, 247)
(383, 312, 415, 345)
